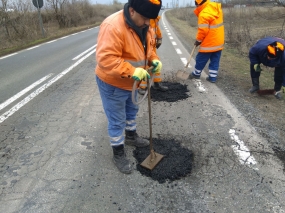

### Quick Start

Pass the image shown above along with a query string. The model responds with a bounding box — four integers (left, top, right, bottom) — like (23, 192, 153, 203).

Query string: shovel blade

(140, 152, 164, 170)
(257, 89, 275, 95)
(176, 70, 190, 80)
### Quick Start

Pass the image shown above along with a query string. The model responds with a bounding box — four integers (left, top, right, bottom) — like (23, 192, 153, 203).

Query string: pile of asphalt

(150, 82, 190, 102)
(133, 138, 193, 184)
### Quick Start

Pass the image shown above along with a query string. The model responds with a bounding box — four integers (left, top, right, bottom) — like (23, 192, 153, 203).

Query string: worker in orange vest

(138, 15, 168, 95)
(188, 0, 224, 83)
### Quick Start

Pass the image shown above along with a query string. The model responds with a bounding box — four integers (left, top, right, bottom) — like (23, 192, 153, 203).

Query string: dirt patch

(133, 138, 193, 184)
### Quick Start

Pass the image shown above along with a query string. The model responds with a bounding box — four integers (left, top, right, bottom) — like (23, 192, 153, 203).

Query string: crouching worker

(95, 0, 162, 174)
(249, 36, 285, 99)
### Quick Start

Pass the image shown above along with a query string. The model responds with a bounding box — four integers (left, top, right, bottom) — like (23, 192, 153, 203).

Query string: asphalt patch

(151, 82, 190, 102)
(133, 138, 193, 184)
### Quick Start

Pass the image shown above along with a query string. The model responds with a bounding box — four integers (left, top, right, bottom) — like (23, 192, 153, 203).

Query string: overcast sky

(89, 0, 195, 7)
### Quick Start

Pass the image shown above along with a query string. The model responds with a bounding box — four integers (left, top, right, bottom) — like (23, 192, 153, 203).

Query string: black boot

(125, 130, 149, 147)
(249, 78, 260, 93)
(112, 145, 132, 174)
(152, 82, 168, 91)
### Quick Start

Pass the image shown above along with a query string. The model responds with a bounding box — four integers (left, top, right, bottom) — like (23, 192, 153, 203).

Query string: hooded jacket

(249, 37, 285, 67)
(194, 0, 224, 53)
(95, 4, 158, 91)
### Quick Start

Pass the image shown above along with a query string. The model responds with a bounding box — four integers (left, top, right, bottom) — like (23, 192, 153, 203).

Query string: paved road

(0, 12, 284, 213)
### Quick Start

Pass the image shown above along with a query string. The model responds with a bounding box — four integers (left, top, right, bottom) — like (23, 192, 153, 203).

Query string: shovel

(140, 77, 164, 170)
(257, 89, 275, 95)
(176, 45, 196, 80)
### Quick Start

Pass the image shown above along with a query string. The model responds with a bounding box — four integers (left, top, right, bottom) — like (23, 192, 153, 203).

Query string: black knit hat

(128, 0, 162, 19)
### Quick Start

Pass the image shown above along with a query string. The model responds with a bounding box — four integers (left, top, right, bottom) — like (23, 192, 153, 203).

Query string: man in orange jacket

(95, 0, 162, 174)
(138, 15, 168, 95)
(188, 0, 224, 83)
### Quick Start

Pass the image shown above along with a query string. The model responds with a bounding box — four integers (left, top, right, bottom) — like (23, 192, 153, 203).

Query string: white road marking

(0, 73, 53, 111)
(194, 80, 206, 92)
(27, 46, 39, 50)
(229, 129, 258, 169)
(175, 48, 182, 54)
(169, 36, 173, 40)
(47, 40, 57, 43)
(0, 49, 96, 123)
(0, 53, 18, 60)
(72, 44, 97, 60)
(180, 58, 187, 66)
(172, 41, 177, 45)
(59, 36, 69, 39)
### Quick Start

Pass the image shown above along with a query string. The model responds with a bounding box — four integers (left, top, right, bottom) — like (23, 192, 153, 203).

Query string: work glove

(254, 64, 262, 72)
(282, 86, 285, 93)
(132, 68, 150, 81)
(151, 60, 162, 74)
(194, 40, 201, 46)
(156, 38, 162, 49)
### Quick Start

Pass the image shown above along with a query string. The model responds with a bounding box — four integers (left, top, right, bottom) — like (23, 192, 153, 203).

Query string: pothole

(150, 82, 190, 102)
(133, 138, 193, 183)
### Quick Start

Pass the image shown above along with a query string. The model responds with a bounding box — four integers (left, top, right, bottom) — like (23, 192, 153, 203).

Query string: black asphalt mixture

(134, 82, 193, 184)
(133, 138, 193, 184)
(150, 82, 190, 102)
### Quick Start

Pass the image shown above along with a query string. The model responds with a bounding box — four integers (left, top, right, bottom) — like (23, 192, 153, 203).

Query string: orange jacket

(194, 0, 224, 52)
(95, 10, 159, 91)
(150, 16, 162, 39)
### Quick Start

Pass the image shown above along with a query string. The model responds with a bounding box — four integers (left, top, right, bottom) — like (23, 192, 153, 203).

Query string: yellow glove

(282, 86, 285, 93)
(151, 60, 162, 74)
(132, 68, 150, 81)
(253, 64, 262, 72)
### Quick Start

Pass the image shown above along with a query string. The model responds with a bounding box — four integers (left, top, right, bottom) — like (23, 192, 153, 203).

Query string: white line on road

(0, 73, 54, 111)
(72, 44, 97, 60)
(0, 53, 18, 60)
(27, 45, 40, 50)
(175, 48, 182, 54)
(47, 40, 57, 44)
(229, 129, 258, 170)
(0, 49, 96, 123)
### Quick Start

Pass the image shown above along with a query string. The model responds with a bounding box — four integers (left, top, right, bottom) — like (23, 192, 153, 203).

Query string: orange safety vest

(194, 0, 224, 53)
(140, 16, 163, 89)
(95, 10, 159, 91)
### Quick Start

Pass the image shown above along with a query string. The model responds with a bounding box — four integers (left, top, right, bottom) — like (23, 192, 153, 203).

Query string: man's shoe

(188, 73, 200, 80)
(249, 86, 260, 93)
(112, 145, 132, 174)
(249, 78, 260, 93)
(152, 82, 168, 91)
(274, 91, 282, 100)
(138, 88, 146, 95)
(125, 130, 149, 147)
(206, 76, 216, 83)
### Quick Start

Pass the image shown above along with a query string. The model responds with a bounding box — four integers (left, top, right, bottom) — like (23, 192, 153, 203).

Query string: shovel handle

(185, 45, 196, 68)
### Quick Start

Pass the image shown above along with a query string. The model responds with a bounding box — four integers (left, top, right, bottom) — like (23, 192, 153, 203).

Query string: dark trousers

(250, 64, 285, 91)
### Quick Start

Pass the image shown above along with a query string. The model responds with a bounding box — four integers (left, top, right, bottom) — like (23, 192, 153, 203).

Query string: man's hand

(282, 86, 285, 93)
(151, 60, 162, 74)
(156, 38, 162, 49)
(194, 40, 201, 46)
(132, 68, 150, 81)
(254, 64, 262, 72)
